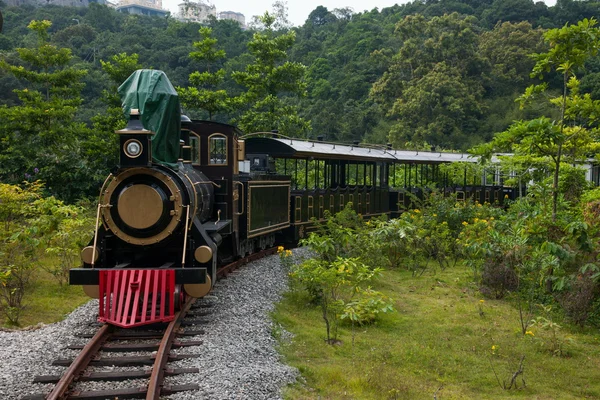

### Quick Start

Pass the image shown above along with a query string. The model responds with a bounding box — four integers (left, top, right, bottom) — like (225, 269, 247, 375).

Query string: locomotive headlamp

(124, 139, 143, 158)
(116, 109, 153, 167)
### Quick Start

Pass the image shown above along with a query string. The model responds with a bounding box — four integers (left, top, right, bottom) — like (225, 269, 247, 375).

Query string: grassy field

(0, 270, 90, 328)
(273, 264, 600, 399)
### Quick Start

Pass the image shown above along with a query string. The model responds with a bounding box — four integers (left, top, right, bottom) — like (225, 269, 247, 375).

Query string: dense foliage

(2, 1, 600, 199)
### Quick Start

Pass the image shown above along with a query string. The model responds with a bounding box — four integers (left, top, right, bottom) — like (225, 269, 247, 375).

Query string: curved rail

(217, 246, 278, 278)
(45, 324, 113, 400)
(146, 296, 196, 400)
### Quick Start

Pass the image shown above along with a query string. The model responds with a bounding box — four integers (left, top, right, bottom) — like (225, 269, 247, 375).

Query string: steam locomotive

(69, 70, 518, 328)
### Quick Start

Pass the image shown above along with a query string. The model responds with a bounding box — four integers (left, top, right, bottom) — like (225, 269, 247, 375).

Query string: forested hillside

(1, 0, 600, 199)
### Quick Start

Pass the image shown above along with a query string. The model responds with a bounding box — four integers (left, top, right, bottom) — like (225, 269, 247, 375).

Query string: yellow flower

(285, 250, 293, 257)
(433, 213, 437, 217)
(504, 194, 509, 199)
(277, 246, 284, 253)
(492, 345, 497, 351)
(525, 331, 534, 336)
(462, 221, 468, 226)
(479, 299, 485, 303)
(490, 217, 494, 221)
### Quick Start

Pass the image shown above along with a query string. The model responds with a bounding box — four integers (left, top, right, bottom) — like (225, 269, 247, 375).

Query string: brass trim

(295, 196, 302, 223)
(234, 181, 245, 215)
(308, 196, 314, 219)
(184, 275, 212, 298)
(358, 193, 362, 214)
(182, 173, 198, 224)
(207, 133, 228, 166)
(194, 245, 213, 263)
(81, 246, 99, 264)
(330, 195, 334, 213)
(456, 191, 465, 201)
(123, 139, 143, 159)
(102, 168, 183, 246)
(339, 194, 344, 212)
(248, 181, 292, 185)
(181, 205, 191, 267)
(247, 183, 291, 236)
(366, 193, 371, 212)
(319, 195, 324, 219)
(115, 129, 152, 135)
(291, 211, 391, 226)
(485, 191, 490, 202)
(117, 184, 163, 229)
(398, 192, 405, 210)
(247, 223, 291, 238)
(349, 194, 354, 209)
(83, 285, 100, 299)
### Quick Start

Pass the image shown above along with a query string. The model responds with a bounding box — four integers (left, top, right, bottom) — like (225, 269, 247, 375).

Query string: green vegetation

(0, 181, 94, 326)
(275, 264, 600, 399)
(275, 186, 600, 398)
(232, 12, 309, 135)
(1, 268, 90, 327)
(178, 26, 230, 120)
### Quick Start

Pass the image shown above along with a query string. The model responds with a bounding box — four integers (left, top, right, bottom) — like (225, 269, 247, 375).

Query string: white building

(178, 0, 216, 23)
(117, 0, 169, 17)
(218, 10, 245, 28)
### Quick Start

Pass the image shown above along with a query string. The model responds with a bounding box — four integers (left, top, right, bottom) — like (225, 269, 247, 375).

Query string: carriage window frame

(188, 131, 201, 166)
(208, 133, 228, 166)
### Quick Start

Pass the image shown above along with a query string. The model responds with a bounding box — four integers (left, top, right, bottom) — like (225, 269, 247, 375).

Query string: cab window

(189, 133, 201, 165)
(208, 134, 227, 165)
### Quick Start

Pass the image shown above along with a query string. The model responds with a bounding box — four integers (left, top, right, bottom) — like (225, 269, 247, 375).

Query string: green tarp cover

(118, 69, 180, 168)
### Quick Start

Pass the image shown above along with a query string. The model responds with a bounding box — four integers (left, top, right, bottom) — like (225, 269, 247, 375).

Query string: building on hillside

(177, 0, 216, 23)
(116, 0, 168, 17)
(218, 10, 245, 28)
(4, 0, 105, 6)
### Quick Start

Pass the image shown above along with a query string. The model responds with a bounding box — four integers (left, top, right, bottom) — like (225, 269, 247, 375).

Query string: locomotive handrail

(91, 203, 112, 268)
(181, 205, 191, 268)
(194, 180, 222, 188)
(234, 181, 245, 216)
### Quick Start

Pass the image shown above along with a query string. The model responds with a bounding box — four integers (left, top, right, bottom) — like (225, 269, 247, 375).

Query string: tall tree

(371, 13, 486, 149)
(232, 12, 310, 135)
(178, 27, 229, 120)
(473, 18, 600, 221)
(0, 20, 92, 201)
(89, 52, 143, 175)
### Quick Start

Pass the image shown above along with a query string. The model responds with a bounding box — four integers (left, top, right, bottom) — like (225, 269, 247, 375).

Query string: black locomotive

(69, 70, 517, 328)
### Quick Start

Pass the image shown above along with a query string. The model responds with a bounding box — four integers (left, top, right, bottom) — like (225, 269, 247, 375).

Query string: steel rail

(146, 296, 195, 400)
(217, 247, 278, 278)
(46, 324, 113, 400)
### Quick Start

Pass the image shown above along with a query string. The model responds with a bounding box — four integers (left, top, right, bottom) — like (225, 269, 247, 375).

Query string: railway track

(24, 247, 279, 400)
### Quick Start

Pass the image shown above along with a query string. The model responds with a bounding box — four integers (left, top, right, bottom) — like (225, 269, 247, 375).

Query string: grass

(273, 264, 600, 399)
(0, 268, 90, 328)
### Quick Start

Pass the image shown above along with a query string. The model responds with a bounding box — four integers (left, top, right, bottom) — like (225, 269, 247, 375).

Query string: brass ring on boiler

(102, 168, 183, 246)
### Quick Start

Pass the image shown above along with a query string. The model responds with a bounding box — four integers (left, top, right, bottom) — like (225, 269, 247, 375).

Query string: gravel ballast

(0, 250, 303, 399)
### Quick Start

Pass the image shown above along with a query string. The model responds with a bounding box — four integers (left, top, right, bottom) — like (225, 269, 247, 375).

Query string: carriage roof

(244, 137, 479, 164)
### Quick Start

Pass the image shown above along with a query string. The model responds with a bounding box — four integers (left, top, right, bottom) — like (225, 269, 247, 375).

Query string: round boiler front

(102, 167, 184, 246)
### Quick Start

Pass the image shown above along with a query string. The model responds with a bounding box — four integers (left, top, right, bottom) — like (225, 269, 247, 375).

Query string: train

(69, 70, 520, 328)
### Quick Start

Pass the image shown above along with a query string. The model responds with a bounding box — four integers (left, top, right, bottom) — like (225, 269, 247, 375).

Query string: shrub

(0, 182, 44, 325)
